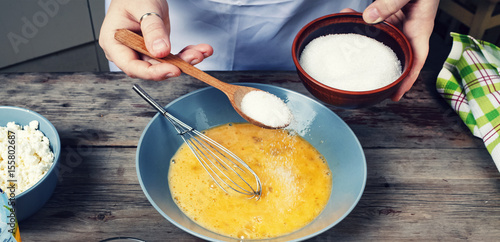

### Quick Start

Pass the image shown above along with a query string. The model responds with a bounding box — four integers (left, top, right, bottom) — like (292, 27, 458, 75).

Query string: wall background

(0, 0, 498, 73)
(0, 0, 107, 72)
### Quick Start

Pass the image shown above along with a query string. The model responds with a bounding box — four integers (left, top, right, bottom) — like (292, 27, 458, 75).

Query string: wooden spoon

(115, 29, 290, 129)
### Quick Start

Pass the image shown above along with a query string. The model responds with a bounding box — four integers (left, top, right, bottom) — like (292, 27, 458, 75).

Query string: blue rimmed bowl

(0, 106, 61, 221)
(136, 83, 366, 241)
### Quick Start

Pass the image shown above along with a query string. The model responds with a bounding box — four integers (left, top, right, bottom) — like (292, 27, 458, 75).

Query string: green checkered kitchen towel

(437, 32, 500, 172)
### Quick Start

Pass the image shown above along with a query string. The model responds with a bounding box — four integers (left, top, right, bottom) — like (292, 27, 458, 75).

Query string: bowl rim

(292, 12, 414, 95)
(0, 106, 61, 199)
(135, 83, 367, 241)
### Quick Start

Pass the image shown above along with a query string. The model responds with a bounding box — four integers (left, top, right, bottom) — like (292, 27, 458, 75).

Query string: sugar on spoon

(115, 29, 292, 129)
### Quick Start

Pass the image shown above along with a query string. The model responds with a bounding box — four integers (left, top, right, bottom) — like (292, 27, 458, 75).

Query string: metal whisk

(133, 84, 262, 199)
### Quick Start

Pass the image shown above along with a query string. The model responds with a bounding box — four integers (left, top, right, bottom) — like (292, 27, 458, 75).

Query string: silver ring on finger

(139, 12, 162, 24)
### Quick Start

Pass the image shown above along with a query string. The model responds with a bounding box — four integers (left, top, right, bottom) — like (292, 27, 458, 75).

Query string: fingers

(119, 43, 213, 80)
(109, 43, 213, 81)
(99, 0, 177, 80)
(340, 8, 357, 13)
(140, 12, 171, 58)
(99, 0, 213, 81)
(123, 60, 181, 81)
(390, 1, 438, 101)
(177, 44, 214, 65)
(363, 0, 411, 23)
(391, 37, 429, 101)
(109, 43, 180, 81)
(391, 70, 418, 101)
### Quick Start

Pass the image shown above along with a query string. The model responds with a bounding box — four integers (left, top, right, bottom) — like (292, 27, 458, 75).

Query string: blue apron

(106, 0, 370, 71)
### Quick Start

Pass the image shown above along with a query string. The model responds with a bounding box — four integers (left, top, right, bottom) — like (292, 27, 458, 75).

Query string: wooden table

(2, 71, 499, 241)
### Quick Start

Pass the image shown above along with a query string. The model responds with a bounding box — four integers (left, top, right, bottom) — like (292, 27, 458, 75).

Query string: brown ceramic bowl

(292, 12, 413, 108)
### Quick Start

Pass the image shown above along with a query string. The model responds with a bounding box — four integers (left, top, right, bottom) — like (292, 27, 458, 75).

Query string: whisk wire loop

(185, 133, 259, 195)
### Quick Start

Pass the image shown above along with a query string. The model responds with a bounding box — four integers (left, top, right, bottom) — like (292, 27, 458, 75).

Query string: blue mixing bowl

(136, 83, 366, 241)
(0, 106, 61, 221)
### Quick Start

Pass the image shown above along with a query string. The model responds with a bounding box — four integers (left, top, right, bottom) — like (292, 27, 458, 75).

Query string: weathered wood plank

(0, 72, 483, 150)
(3, 71, 499, 241)
(18, 146, 500, 241)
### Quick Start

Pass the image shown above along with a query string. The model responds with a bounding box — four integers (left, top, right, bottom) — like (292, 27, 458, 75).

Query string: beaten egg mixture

(169, 123, 332, 239)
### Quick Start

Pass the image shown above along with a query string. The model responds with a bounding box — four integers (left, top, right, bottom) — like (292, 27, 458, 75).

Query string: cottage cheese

(0, 121, 54, 195)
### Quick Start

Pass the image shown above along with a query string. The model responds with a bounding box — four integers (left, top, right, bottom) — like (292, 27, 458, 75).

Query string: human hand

(99, 0, 213, 81)
(342, 0, 439, 101)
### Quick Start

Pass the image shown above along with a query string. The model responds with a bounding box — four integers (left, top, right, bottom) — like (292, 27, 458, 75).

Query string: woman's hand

(99, 0, 213, 81)
(343, 0, 439, 101)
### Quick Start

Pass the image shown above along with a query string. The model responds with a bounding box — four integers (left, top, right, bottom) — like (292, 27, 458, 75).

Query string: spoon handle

(114, 29, 237, 94)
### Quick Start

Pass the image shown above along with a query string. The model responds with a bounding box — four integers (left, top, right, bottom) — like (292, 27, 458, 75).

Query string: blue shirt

(106, 0, 370, 71)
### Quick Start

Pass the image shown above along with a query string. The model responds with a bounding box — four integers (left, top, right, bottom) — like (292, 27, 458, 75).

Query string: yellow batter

(169, 123, 332, 240)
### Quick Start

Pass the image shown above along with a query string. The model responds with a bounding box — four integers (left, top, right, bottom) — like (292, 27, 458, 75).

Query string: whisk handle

(132, 84, 167, 114)
(133, 84, 194, 134)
